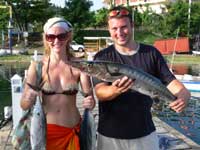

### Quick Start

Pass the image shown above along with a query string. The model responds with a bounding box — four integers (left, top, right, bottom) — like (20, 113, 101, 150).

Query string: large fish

(69, 60, 176, 102)
(30, 96, 46, 150)
(79, 108, 96, 150)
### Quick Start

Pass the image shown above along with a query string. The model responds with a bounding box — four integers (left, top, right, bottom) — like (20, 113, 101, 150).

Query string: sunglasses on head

(109, 9, 130, 18)
(45, 33, 68, 42)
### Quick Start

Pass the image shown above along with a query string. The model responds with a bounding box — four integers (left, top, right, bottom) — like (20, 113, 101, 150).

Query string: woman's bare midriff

(43, 94, 81, 128)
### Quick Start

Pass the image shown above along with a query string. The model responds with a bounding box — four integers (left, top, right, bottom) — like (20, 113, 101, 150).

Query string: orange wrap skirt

(46, 122, 80, 150)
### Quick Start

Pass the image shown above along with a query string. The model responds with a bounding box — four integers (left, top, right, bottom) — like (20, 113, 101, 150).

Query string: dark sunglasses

(109, 9, 130, 18)
(45, 33, 68, 42)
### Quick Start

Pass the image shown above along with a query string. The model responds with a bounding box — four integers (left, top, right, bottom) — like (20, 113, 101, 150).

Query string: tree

(164, 0, 188, 37)
(0, 6, 9, 30)
(62, 0, 93, 42)
(3, 0, 55, 32)
(190, 1, 200, 35)
(92, 8, 108, 28)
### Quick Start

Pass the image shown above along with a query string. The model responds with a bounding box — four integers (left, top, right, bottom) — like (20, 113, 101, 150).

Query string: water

(0, 62, 29, 120)
(154, 95, 200, 144)
(0, 63, 200, 144)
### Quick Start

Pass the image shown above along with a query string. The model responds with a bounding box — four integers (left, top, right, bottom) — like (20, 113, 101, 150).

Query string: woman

(20, 17, 95, 150)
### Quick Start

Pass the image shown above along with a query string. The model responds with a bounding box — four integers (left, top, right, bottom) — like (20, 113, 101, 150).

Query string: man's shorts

(97, 131, 159, 150)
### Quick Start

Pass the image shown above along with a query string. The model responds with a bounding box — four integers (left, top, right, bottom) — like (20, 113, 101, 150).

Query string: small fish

(79, 109, 96, 150)
(69, 60, 176, 102)
(30, 97, 46, 150)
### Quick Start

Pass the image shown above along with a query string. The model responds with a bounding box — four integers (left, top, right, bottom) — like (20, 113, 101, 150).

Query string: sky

(50, 0, 105, 11)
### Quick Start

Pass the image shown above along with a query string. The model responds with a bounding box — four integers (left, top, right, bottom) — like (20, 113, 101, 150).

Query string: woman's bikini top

(41, 82, 79, 95)
(27, 57, 79, 96)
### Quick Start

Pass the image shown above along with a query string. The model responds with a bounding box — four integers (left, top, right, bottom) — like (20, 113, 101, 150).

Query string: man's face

(108, 17, 133, 47)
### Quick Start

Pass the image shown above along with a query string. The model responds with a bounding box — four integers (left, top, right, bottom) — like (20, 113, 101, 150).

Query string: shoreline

(0, 54, 200, 64)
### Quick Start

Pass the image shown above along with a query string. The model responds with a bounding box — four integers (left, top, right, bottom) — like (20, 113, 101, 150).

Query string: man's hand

(167, 79, 191, 113)
(112, 76, 134, 94)
(169, 97, 188, 113)
(169, 88, 190, 113)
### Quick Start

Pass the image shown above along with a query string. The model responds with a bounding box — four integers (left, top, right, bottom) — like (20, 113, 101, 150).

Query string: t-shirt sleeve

(153, 49, 176, 85)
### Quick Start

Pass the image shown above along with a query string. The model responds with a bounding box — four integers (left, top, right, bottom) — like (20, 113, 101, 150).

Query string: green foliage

(0, 9, 9, 29)
(163, 0, 188, 37)
(1, 0, 56, 32)
(92, 8, 108, 28)
(190, 2, 200, 34)
(133, 7, 142, 27)
(135, 30, 160, 44)
(61, 0, 93, 43)
(1, 0, 200, 46)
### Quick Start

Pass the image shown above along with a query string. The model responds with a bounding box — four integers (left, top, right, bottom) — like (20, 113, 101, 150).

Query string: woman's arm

(80, 72, 96, 110)
(20, 61, 38, 110)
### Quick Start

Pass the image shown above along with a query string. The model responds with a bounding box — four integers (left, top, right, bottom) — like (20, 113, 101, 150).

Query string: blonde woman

(20, 17, 95, 150)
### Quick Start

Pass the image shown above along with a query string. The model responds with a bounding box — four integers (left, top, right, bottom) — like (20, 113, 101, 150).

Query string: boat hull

(181, 80, 200, 92)
(175, 74, 200, 92)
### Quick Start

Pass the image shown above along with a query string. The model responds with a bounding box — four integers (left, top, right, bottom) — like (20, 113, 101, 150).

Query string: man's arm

(167, 79, 191, 113)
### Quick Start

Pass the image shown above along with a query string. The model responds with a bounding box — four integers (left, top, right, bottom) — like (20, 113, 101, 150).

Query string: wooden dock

(1, 92, 200, 150)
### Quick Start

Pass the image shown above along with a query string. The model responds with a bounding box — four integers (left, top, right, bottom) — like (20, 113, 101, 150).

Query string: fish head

(69, 60, 124, 81)
(69, 60, 97, 73)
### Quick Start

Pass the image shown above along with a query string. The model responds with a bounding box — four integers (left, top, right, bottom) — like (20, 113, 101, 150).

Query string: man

(93, 6, 191, 150)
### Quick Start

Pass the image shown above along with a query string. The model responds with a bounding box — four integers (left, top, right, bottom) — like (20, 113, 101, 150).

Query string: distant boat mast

(169, 27, 180, 71)
(188, 0, 192, 36)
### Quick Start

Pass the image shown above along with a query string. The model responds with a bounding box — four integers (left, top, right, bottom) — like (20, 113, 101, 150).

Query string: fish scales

(116, 63, 175, 101)
(69, 60, 176, 102)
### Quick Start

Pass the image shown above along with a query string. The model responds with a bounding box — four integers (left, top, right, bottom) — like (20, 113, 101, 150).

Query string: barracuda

(79, 109, 96, 150)
(69, 60, 176, 102)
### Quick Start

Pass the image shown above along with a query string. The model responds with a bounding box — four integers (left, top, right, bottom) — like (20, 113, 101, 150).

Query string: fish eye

(87, 63, 92, 67)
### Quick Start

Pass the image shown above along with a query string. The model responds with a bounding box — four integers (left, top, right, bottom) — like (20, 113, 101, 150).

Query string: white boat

(175, 74, 200, 92)
(192, 51, 200, 56)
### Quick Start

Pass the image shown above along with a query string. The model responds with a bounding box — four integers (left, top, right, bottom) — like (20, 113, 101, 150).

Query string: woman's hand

(82, 95, 95, 110)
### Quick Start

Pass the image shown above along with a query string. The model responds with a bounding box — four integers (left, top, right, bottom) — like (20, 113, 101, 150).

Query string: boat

(192, 50, 200, 56)
(175, 74, 200, 92)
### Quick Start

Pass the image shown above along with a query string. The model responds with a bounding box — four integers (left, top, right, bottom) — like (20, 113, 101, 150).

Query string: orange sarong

(46, 122, 80, 150)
